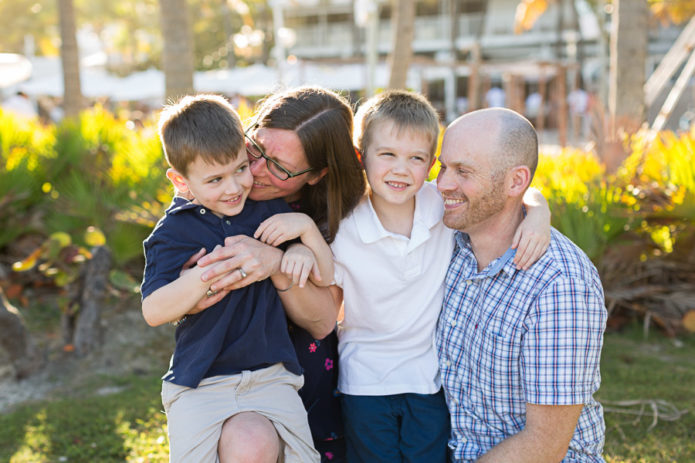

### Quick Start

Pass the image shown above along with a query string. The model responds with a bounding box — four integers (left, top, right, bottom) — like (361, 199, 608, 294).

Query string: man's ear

(507, 165, 532, 198)
(166, 168, 190, 193)
(307, 167, 329, 186)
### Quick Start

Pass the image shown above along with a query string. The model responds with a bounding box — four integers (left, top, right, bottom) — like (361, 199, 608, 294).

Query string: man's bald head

(448, 108, 538, 179)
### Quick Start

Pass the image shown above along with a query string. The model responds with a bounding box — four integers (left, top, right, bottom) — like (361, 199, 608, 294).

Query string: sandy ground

(0, 303, 172, 414)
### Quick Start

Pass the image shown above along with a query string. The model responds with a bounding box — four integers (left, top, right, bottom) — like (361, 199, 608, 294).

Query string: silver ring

(206, 288, 218, 297)
(238, 267, 247, 279)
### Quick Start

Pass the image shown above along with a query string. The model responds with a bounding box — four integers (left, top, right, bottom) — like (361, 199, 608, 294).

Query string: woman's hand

(197, 235, 284, 292)
(180, 247, 231, 314)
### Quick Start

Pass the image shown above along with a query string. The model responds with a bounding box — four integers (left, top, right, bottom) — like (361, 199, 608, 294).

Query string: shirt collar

(167, 196, 199, 215)
(356, 182, 444, 245)
(454, 230, 518, 278)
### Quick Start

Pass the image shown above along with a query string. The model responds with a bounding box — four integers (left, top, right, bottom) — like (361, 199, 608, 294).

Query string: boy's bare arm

(254, 213, 334, 286)
(513, 187, 551, 270)
(142, 264, 220, 327)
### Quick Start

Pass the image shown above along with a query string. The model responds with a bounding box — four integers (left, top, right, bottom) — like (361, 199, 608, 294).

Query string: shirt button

(450, 320, 457, 327)
(446, 360, 451, 367)
(199, 208, 206, 214)
(465, 280, 471, 285)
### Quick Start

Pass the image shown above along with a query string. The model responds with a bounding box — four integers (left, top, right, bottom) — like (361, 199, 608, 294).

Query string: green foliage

(531, 127, 695, 262)
(0, 109, 54, 247)
(1, 106, 169, 272)
(532, 148, 636, 261)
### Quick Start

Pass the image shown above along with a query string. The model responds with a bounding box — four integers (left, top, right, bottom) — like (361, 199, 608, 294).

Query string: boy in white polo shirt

(328, 90, 551, 462)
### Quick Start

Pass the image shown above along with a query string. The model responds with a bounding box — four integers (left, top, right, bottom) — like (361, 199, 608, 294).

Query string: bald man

(435, 108, 606, 462)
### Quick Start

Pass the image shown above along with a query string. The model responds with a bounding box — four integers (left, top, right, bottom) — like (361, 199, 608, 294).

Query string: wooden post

(0, 288, 41, 378)
(74, 246, 112, 356)
(557, 64, 568, 147)
(538, 67, 547, 134)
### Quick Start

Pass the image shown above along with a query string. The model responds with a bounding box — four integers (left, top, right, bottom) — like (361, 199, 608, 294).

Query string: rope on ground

(601, 399, 689, 431)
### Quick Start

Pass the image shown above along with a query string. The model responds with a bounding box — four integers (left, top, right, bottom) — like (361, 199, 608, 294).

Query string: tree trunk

(387, 0, 415, 89)
(74, 246, 111, 356)
(58, 0, 83, 118)
(0, 288, 41, 379)
(609, 0, 648, 131)
(160, 0, 195, 101)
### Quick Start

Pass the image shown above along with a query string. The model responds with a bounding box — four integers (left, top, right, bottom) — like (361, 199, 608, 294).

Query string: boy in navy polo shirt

(141, 94, 327, 462)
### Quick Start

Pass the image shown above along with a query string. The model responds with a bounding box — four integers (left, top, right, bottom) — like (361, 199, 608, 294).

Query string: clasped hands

(181, 213, 324, 314)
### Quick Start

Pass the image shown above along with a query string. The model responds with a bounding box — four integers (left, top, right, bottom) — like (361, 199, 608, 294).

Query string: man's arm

(476, 403, 583, 463)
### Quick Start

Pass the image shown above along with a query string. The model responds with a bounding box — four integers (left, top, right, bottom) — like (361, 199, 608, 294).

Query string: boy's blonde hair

(158, 94, 244, 176)
(353, 90, 440, 159)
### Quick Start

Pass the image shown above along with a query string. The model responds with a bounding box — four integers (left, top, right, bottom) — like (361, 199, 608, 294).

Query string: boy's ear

(307, 167, 329, 186)
(166, 168, 190, 193)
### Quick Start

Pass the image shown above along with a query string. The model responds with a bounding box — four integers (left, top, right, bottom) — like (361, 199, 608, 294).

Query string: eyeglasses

(244, 128, 314, 181)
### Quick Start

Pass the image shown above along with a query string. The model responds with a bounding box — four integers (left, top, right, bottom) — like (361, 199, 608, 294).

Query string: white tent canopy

(0, 53, 33, 89)
(15, 57, 420, 103)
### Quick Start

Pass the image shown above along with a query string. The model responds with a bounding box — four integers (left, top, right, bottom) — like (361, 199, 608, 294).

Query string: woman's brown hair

(253, 86, 367, 242)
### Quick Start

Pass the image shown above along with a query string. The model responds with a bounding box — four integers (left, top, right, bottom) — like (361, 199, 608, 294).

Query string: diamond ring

(238, 267, 247, 279)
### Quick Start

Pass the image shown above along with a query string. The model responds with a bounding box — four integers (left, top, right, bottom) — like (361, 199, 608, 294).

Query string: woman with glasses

(187, 86, 366, 463)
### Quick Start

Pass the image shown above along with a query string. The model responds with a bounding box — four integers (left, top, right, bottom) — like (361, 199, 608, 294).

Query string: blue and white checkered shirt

(436, 229, 607, 462)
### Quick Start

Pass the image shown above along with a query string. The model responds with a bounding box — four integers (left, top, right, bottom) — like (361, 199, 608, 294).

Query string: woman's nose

(249, 157, 266, 175)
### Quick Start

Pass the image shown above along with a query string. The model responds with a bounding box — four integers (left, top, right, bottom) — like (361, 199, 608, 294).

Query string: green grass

(0, 375, 168, 462)
(599, 326, 695, 463)
(1, 327, 693, 462)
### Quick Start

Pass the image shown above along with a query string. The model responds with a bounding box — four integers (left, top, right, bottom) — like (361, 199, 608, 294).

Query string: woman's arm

(271, 273, 342, 339)
(194, 236, 340, 338)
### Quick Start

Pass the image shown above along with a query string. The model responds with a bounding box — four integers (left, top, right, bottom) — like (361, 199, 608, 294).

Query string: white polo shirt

(331, 182, 455, 396)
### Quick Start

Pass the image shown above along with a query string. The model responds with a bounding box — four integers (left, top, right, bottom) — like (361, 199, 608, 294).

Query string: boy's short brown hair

(353, 90, 440, 160)
(158, 94, 244, 176)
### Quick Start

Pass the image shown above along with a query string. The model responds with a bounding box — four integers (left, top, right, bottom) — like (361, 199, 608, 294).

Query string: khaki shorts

(161, 363, 319, 463)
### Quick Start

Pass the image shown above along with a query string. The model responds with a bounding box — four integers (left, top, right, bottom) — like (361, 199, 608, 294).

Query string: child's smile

(363, 119, 433, 212)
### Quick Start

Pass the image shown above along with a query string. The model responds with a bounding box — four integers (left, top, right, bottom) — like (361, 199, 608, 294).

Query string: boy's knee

(218, 412, 280, 463)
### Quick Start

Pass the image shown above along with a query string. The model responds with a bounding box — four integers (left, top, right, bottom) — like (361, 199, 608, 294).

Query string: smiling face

(362, 119, 433, 214)
(168, 149, 253, 218)
(246, 127, 323, 203)
(436, 121, 507, 233)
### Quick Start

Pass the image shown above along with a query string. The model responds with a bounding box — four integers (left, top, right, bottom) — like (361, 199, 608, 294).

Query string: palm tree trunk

(58, 0, 82, 118)
(388, 0, 416, 89)
(159, 0, 194, 101)
(609, 0, 648, 130)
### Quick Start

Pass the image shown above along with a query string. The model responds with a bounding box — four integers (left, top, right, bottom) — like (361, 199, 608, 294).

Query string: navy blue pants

(341, 389, 450, 463)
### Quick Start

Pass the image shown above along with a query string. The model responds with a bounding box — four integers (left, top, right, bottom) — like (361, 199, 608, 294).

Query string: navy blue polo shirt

(141, 196, 301, 388)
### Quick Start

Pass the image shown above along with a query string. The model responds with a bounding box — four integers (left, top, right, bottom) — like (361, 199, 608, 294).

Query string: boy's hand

(282, 243, 321, 288)
(254, 213, 313, 246)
